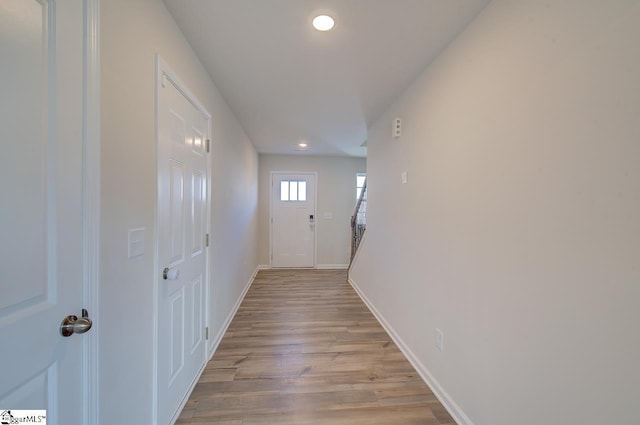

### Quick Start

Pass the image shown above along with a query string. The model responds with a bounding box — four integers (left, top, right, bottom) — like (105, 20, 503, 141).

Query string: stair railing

(350, 177, 367, 265)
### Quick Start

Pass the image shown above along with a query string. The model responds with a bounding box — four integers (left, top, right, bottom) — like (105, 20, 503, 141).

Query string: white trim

(82, 1, 100, 424)
(258, 264, 349, 270)
(316, 264, 349, 270)
(207, 265, 259, 358)
(156, 58, 212, 120)
(348, 276, 474, 425)
(204, 112, 213, 366)
(154, 55, 212, 425)
(152, 56, 161, 425)
(269, 171, 318, 268)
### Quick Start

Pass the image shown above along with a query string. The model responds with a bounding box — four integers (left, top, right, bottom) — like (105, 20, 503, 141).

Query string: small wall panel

(168, 108, 185, 146)
(191, 170, 204, 256)
(169, 289, 184, 384)
(191, 127, 204, 156)
(190, 276, 202, 352)
(169, 160, 185, 266)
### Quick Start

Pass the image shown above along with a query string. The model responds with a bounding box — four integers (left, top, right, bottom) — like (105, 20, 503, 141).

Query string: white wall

(350, 1, 640, 424)
(100, 0, 258, 422)
(258, 154, 366, 268)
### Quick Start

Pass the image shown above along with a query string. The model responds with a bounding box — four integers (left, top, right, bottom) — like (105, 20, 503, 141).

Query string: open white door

(156, 59, 210, 425)
(0, 0, 97, 424)
(271, 172, 316, 268)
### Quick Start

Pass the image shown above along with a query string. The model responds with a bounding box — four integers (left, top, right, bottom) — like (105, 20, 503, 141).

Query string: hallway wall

(100, 0, 258, 422)
(350, 1, 640, 424)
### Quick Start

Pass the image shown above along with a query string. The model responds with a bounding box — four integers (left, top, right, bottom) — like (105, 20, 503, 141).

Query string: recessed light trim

(312, 15, 335, 31)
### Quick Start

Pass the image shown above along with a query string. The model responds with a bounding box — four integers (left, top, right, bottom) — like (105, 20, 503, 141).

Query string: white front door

(156, 59, 209, 424)
(271, 173, 316, 268)
(0, 1, 94, 424)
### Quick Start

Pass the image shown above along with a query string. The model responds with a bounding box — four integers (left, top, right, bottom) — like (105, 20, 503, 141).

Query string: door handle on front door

(60, 308, 93, 337)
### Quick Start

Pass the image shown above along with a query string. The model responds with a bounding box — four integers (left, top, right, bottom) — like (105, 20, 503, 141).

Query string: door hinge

(205, 138, 210, 153)
(205, 233, 209, 247)
(205, 327, 209, 340)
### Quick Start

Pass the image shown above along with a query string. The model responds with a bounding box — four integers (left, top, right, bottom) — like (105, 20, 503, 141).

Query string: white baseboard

(348, 276, 474, 425)
(257, 264, 348, 270)
(207, 265, 260, 358)
(316, 264, 349, 270)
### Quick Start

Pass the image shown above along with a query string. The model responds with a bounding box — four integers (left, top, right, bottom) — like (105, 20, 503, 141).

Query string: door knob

(163, 267, 180, 280)
(60, 308, 93, 337)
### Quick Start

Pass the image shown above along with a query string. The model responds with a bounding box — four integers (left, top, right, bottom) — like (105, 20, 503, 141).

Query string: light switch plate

(401, 171, 408, 184)
(128, 228, 145, 258)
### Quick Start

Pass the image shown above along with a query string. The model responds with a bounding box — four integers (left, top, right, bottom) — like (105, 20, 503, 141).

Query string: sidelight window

(356, 173, 366, 200)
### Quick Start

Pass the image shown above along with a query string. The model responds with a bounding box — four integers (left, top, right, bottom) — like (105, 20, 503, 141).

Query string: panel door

(157, 66, 209, 424)
(0, 1, 90, 423)
(271, 173, 316, 268)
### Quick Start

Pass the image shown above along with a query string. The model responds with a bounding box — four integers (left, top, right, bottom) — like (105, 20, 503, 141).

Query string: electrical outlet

(435, 328, 444, 352)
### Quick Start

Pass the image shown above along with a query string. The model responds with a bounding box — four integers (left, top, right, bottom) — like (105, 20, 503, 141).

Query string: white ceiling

(163, 0, 490, 157)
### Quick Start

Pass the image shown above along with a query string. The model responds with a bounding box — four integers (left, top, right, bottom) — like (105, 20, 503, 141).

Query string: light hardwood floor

(177, 269, 455, 425)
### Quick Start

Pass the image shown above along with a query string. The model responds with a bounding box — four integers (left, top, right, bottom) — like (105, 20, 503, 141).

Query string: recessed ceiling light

(298, 142, 308, 148)
(312, 15, 335, 31)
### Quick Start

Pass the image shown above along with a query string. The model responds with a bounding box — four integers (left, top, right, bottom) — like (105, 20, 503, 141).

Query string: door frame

(153, 55, 212, 424)
(83, 1, 100, 424)
(269, 171, 318, 268)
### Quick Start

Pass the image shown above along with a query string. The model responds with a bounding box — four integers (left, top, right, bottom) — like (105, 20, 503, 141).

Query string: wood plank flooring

(177, 269, 455, 425)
